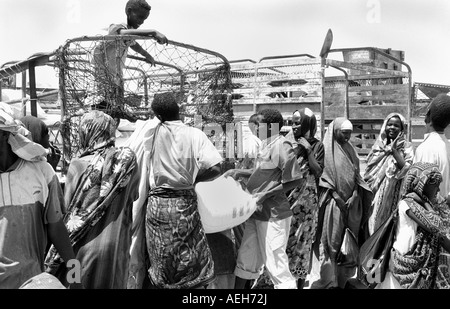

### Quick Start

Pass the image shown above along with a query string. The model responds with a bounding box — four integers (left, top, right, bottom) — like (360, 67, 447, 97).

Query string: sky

(1, 0, 449, 87)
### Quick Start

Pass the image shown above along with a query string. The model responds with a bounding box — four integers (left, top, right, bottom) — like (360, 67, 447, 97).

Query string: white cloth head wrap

(340, 119, 353, 131)
(0, 102, 47, 162)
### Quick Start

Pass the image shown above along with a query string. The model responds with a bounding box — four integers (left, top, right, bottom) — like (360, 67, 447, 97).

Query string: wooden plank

(234, 75, 321, 86)
(324, 105, 410, 120)
(348, 98, 409, 106)
(256, 57, 321, 68)
(349, 84, 410, 92)
(326, 74, 408, 81)
(326, 59, 409, 77)
(255, 73, 321, 83)
(233, 97, 322, 105)
(353, 148, 372, 155)
(350, 137, 376, 147)
(347, 92, 409, 101)
(257, 86, 321, 94)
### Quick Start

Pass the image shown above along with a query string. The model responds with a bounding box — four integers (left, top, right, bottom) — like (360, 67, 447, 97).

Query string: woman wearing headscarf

(308, 117, 373, 289)
(285, 108, 324, 288)
(364, 113, 414, 235)
(45, 110, 140, 289)
(20, 115, 61, 171)
(376, 162, 450, 289)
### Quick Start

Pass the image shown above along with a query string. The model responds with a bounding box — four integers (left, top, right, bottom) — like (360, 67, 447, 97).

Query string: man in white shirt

(413, 93, 450, 205)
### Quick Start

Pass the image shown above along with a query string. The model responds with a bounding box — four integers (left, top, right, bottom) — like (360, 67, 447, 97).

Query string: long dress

(45, 111, 140, 289)
(308, 118, 373, 289)
(286, 140, 324, 280)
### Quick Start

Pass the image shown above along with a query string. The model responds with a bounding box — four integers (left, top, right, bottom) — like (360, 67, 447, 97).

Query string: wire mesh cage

(56, 35, 234, 171)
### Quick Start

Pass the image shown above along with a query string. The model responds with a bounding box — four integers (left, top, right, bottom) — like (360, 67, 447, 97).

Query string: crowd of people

(1, 91, 450, 290)
(2, 0, 450, 290)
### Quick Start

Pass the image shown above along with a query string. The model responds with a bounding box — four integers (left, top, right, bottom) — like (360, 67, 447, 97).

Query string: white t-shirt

(414, 131, 450, 198)
(392, 200, 418, 255)
(148, 121, 223, 190)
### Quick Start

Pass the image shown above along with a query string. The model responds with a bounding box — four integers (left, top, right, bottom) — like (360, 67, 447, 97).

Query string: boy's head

(126, 0, 151, 29)
(257, 109, 284, 138)
(425, 93, 450, 132)
(151, 92, 180, 122)
(248, 113, 259, 135)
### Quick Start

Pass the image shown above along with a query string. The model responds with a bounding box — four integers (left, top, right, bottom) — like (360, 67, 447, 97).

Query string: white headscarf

(0, 102, 47, 162)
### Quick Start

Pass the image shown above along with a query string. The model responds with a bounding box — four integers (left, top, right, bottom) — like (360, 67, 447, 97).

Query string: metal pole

(320, 57, 326, 140)
(22, 71, 27, 116)
(28, 61, 38, 117)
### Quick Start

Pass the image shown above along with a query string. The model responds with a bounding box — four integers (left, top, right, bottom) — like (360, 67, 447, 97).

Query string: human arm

(405, 205, 445, 237)
(297, 137, 323, 178)
(130, 42, 157, 66)
(254, 178, 304, 205)
(119, 28, 168, 44)
(195, 163, 221, 183)
(47, 220, 76, 264)
(223, 168, 254, 180)
(47, 220, 82, 288)
(390, 133, 406, 169)
(406, 207, 450, 253)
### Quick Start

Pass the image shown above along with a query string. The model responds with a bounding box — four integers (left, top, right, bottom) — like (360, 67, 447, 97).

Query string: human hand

(153, 31, 168, 45)
(345, 190, 359, 208)
(223, 169, 238, 180)
(391, 132, 403, 150)
(47, 144, 61, 171)
(298, 137, 312, 154)
(253, 192, 267, 211)
(145, 54, 156, 66)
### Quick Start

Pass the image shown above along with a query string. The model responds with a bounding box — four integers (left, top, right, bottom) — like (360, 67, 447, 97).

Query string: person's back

(45, 110, 139, 289)
(150, 122, 219, 189)
(144, 92, 222, 289)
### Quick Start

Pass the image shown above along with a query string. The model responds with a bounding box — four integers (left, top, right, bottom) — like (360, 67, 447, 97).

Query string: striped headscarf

(402, 162, 442, 201)
(0, 102, 47, 162)
(391, 161, 445, 289)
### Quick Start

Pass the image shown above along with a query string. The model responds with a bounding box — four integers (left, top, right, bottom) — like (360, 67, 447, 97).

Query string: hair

(248, 113, 259, 125)
(151, 92, 180, 121)
(429, 93, 450, 131)
(258, 109, 284, 130)
(125, 0, 151, 13)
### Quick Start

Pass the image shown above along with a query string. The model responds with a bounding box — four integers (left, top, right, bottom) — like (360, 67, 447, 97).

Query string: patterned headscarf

(79, 110, 116, 156)
(402, 162, 442, 201)
(391, 161, 444, 289)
